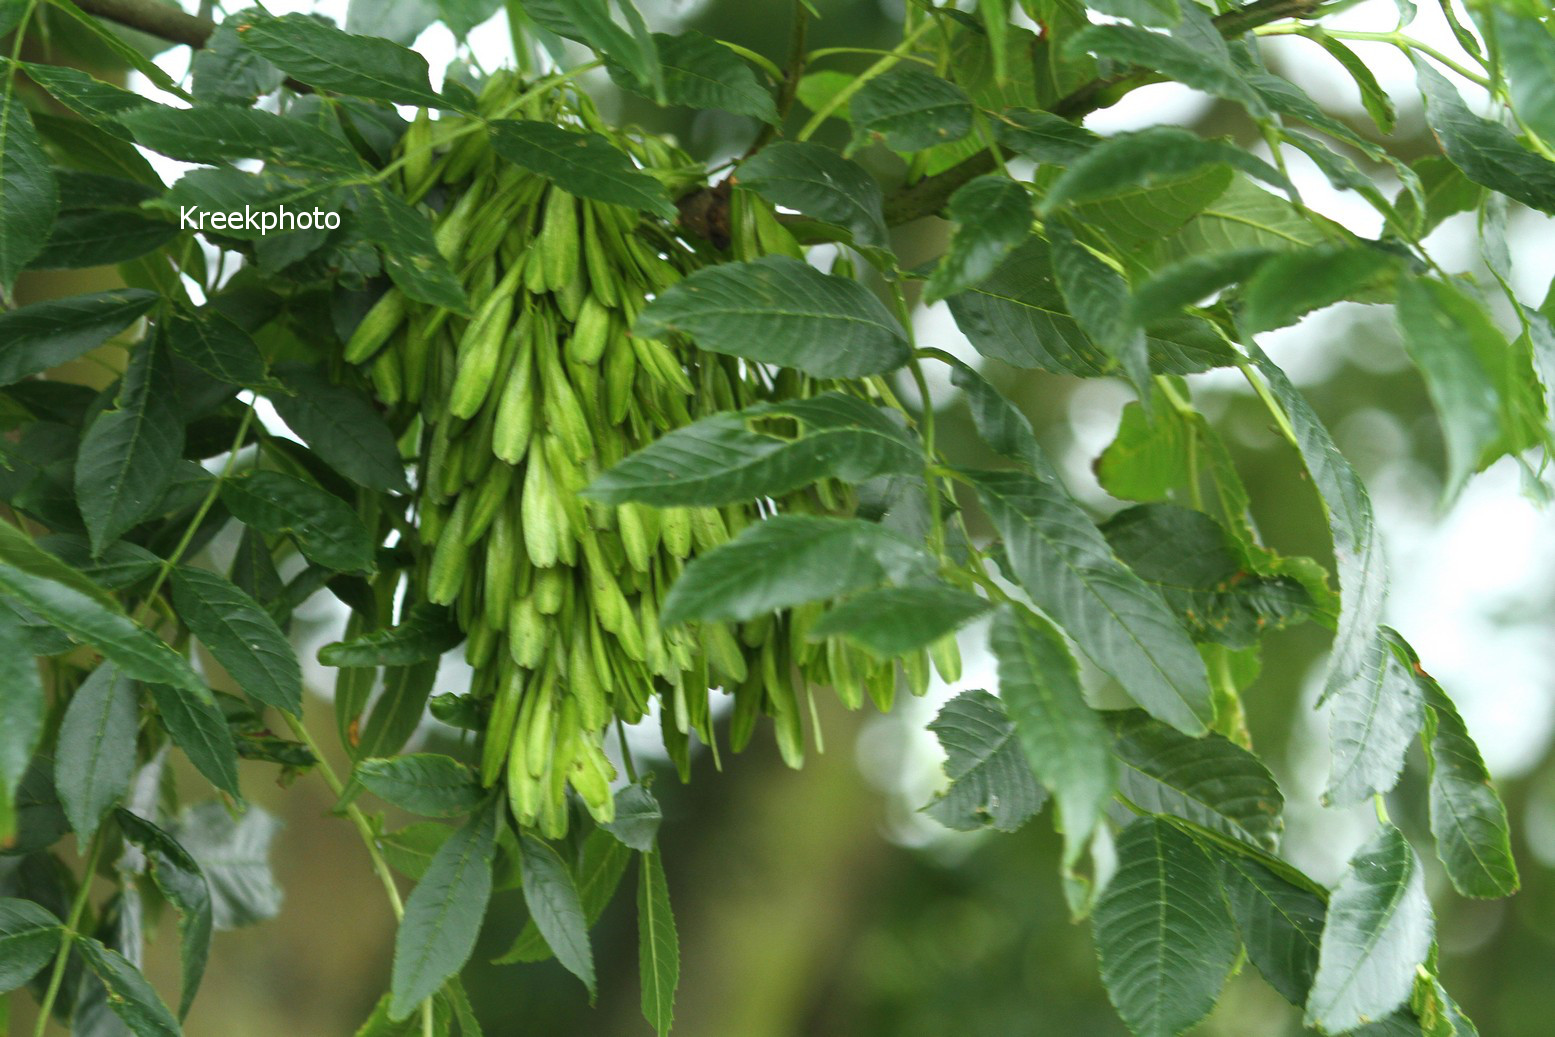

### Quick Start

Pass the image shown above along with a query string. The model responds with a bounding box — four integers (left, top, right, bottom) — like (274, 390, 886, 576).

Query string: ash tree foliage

(0, 0, 1542, 1033)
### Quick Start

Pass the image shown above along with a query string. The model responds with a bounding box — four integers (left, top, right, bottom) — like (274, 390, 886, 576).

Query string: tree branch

(72, 0, 217, 49)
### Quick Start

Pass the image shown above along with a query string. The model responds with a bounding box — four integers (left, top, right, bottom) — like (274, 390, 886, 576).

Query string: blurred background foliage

(10, 0, 1555, 1034)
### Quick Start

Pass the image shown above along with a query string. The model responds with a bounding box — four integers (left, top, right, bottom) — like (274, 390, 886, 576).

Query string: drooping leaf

(603, 785, 663, 852)
(969, 470, 1213, 734)
(638, 850, 678, 1037)
(1305, 824, 1434, 1032)
(173, 802, 283, 929)
(1215, 849, 1327, 1006)
(523, 0, 661, 99)
(490, 120, 676, 221)
(270, 365, 409, 493)
(923, 688, 1048, 832)
(991, 607, 1113, 870)
(163, 307, 269, 388)
(849, 65, 973, 152)
(17, 60, 152, 133)
(355, 755, 484, 818)
(146, 683, 241, 797)
(517, 832, 595, 997)
(76, 937, 182, 1037)
(54, 664, 139, 842)
(1306, 31, 1396, 133)
(115, 809, 213, 1018)
(1497, 8, 1555, 146)
(236, 12, 447, 107)
(661, 516, 925, 624)
(810, 584, 990, 658)
(1042, 128, 1289, 213)
(495, 828, 632, 964)
(994, 107, 1100, 164)
(351, 186, 468, 312)
(1068, 11, 1267, 118)
(736, 142, 887, 249)
(635, 256, 909, 377)
(390, 802, 498, 1018)
(356, 660, 440, 760)
(0, 607, 45, 837)
(172, 567, 302, 715)
(611, 31, 776, 123)
(1164, 176, 1326, 256)
(0, 290, 157, 387)
(318, 604, 462, 667)
(1093, 817, 1240, 1037)
(584, 393, 919, 507)
(220, 469, 376, 575)
(925, 175, 1034, 303)
(1241, 246, 1396, 334)
(190, 11, 286, 104)
(1083, 0, 1181, 28)
(0, 93, 58, 290)
(1324, 628, 1423, 807)
(0, 898, 63, 993)
(1050, 223, 1148, 394)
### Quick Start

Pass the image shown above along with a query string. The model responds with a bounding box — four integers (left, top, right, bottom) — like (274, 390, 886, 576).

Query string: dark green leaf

(923, 688, 1047, 833)
(517, 832, 595, 997)
(0, 897, 63, 993)
(1497, 9, 1555, 146)
(76, 936, 182, 1037)
(356, 660, 439, 760)
(1104, 709, 1283, 849)
(1215, 850, 1326, 1006)
(0, 290, 157, 387)
(1242, 246, 1396, 334)
(1163, 176, 1325, 256)
(1093, 817, 1239, 1037)
(172, 566, 302, 715)
(1086, 0, 1181, 27)
(603, 785, 663, 852)
(489, 120, 675, 221)
(271, 365, 409, 493)
(0, 93, 58, 290)
(1307, 31, 1396, 133)
(944, 356, 1051, 475)
(1130, 247, 1276, 326)
(1043, 128, 1289, 213)
(1050, 224, 1148, 394)
(637, 850, 678, 1037)
(970, 470, 1212, 734)
(237, 12, 446, 107)
(190, 12, 285, 105)
(164, 307, 269, 388)
(352, 186, 468, 312)
(1070, 7, 1267, 117)
(494, 828, 632, 964)
(76, 340, 184, 552)
(810, 584, 990, 658)
(0, 607, 45, 836)
(636, 256, 909, 377)
(146, 683, 241, 797)
(117, 104, 359, 170)
(736, 142, 887, 249)
(319, 604, 462, 667)
(55, 664, 138, 841)
(585, 393, 919, 507)
(1415, 56, 1555, 215)
(524, 0, 661, 99)
(18, 61, 151, 134)
(661, 516, 926, 624)
(115, 809, 213, 1018)
(1305, 824, 1434, 1032)
(991, 607, 1114, 872)
(1324, 629, 1423, 806)
(924, 175, 1033, 302)
(379, 821, 453, 882)
(849, 65, 973, 152)
(220, 469, 376, 574)
(994, 107, 1100, 164)
(611, 31, 776, 123)
(27, 207, 177, 271)
(355, 755, 483, 818)
(173, 801, 283, 929)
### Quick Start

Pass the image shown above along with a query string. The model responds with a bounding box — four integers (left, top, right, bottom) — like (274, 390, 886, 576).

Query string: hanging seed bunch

(343, 73, 949, 838)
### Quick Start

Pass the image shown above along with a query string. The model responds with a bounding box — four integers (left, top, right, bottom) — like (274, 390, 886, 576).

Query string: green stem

(795, 19, 936, 142)
(1259, 26, 1492, 88)
(32, 831, 106, 1037)
(1234, 359, 1301, 449)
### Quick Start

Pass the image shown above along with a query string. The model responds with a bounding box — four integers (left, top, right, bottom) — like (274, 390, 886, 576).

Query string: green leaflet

(1067, 14, 1268, 118)
(1049, 223, 1148, 396)
(76, 936, 184, 1037)
(523, 0, 662, 100)
(236, 12, 448, 107)
(635, 256, 910, 378)
(172, 566, 302, 715)
(809, 584, 991, 658)
(1103, 709, 1283, 850)
(602, 784, 663, 852)
(990, 607, 1113, 872)
(848, 65, 973, 153)
(969, 469, 1213, 734)
(55, 664, 139, 842)
(0, 607, 45, 839)
(271, 364, 411, 493)
(517, 832, 596, 997)
(494, 828, 632, 964)
(0, 289, 152, 384)
(489, 120, 676, 221)
(355, 660, 440, 760)
(118, 104, 361, 170)
(924, 174, 1035, 302)
(660, 516, 927, 624)
(116, 809, 214, 1018)
(923, 688, 1048, 833)
(609, 31, 776, 123)
(0, 898, 63, 993)
(584, 393, 920, 507)
(17, 60, 153, 135)
(1215, 849, 1327, 1006)
(638, 850, 679, 1037)
(221, 469, 377, 575)
(1305, 31, 1396, 133)
(1496, 8, 1555, 146)
(1242, 245, 1398, 334)
(1042, 128, 1289, 213)
(76, 337, 184, 553)
(190, 13, 285, 104)
(352, 185, 469, 312)
(1093, 817, 1240, 1037)
(736, 142, 888, 250)
(1324, 629, 1423, 807)
(164, 305, 269, 387)
(0, 93, 58, 290)
(146, 682, 241, 797)
(354, 754, 485, 818)
(1306, 824, 1434, 1032)
(390, 801, 499, 1019)
(318, 604, 463, 667)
